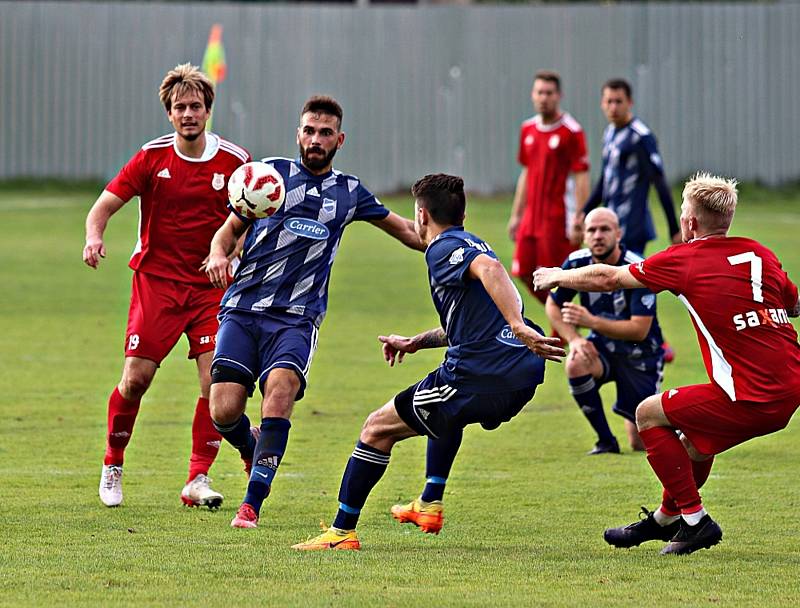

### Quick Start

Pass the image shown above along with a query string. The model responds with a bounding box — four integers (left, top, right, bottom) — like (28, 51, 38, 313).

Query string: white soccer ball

(227, 161, 285, 220)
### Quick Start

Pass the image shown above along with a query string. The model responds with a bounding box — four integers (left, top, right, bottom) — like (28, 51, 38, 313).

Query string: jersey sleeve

(569, 130, 590, 173)
(628, 245, 688, 295)
(629, 288, 658, 317)
(516, 124, 528, 167)
(426, 237, 486, 287)
(105, 149, 149, 201)
(640, 133, 666, 178)
(353, 183, 390, 222)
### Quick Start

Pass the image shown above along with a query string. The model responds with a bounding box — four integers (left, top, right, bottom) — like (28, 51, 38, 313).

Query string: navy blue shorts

(593, 340, 664, 422)
(212, 309, 318, 399)
(394, 367, 538, 439)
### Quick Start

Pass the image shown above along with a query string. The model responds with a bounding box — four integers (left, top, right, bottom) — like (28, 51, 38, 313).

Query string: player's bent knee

(119, 372, 154, 399)
(634, 394, 664, 431)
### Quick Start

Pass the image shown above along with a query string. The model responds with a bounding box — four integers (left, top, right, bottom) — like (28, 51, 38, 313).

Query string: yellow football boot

(390, 498, 444, 534)
(291, 526, 361, 551)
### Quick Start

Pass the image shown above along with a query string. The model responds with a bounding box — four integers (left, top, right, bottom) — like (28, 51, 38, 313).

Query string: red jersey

(517, 113, 589, 240)
(106, 132, 250, 285)
(629, 237, 800, 402)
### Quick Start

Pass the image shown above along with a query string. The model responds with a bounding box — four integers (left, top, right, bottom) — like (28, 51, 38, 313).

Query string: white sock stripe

(569, 379, 596, 395)
(353, 447, 389, 460)
(352, 450, 390, 465)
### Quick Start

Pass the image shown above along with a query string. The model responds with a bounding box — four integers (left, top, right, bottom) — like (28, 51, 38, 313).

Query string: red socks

(188, 397, 222, 482)
(660, 455, 715, 515)
(639, 426, 702, 513)
(104, 387, 141, 465)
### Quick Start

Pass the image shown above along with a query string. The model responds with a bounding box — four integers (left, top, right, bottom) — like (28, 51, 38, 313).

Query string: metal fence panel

(1, 2, 798, 192)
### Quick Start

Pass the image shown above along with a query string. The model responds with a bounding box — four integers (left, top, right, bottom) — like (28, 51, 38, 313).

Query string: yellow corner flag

(202, 24, 227, 131)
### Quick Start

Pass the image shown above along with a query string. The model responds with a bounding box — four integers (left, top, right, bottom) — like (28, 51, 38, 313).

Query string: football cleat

(99, 464, 124, 507)
(243, 426, 262, 476)
(588, 438, 621, 455)
(291, 526, 361, 551)
(230, 503, 259, 528)
(661, 514, 723, 555)
(391, 498, 444, 534)
(181, 474, 223, 509)
(604, 507, 681, 548)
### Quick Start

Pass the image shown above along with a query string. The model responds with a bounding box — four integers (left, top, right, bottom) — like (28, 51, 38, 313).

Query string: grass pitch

(1, 183, 799, 606)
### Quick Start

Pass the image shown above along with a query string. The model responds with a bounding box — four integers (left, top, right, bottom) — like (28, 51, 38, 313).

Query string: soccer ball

(227, 161, 285, 220)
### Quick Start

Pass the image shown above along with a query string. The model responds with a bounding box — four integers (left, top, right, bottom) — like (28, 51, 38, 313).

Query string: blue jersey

(221, 158, 389, 326)
(598, 118, 665, 250)
(426, 227, 545, 393)
(550, 246, 663, 359)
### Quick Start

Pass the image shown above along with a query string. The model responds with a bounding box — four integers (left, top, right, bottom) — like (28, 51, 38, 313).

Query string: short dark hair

(300, 95, 343, 129)
(411, 174, 466, 226)
(534, 70, 561, 92)
(602, 78, 632, 100)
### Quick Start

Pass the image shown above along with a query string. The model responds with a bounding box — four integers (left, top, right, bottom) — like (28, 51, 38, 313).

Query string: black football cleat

(660, 514, 723, 555)
(588, 438, 621, 455)
(604, 507, 681, 548)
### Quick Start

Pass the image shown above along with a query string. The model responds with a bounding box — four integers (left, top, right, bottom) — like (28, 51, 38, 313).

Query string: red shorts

(661, 382, 800, 455)
(125, 272, 225, 363)
(511, 235, 574, 279)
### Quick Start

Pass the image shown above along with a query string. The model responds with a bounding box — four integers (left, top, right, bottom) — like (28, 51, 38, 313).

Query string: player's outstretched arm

(205, 214, 248, 289)
(533, 264, 643, 294)
(371, 212, 426, 251)
(83, 190, 127, 269)
(469, 255, 565, 362)
(378, 328, 447, 366)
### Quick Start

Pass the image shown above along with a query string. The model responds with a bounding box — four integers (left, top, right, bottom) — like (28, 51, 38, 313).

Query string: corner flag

(202, 24, 227, 130)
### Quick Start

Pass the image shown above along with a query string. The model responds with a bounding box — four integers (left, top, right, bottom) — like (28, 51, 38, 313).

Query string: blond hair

(682, 172, 738, 230)
(158, 63, 215, 112)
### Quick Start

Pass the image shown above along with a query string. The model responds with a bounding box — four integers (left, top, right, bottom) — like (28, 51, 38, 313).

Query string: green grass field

(1, 183, 799, 606)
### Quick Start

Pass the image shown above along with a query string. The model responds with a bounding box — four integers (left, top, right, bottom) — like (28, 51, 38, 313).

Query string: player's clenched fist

(83, 237, 106, 269)
(532, 267, 561, 292)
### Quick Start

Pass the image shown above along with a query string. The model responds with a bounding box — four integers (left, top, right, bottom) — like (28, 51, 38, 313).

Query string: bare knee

(209, 383, 248, 425)
(635, 394, 670, 432)
(119, 362, 156, 400)
(262, 369, 301, 418)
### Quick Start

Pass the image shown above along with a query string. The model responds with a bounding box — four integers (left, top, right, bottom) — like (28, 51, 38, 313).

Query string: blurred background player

(535, 173, 800, 555)
(292, 174, 565, 551)
(545, 208, 664, 455)
(578, 78, 680, 255)
(507, 70, 590, 305)
(83, 63, 250, 508)
(203, 95, 424, 530)
(577, 78, 681, 362)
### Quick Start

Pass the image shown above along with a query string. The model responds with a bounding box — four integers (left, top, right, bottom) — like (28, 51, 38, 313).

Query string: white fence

(2, 1, 798, 191)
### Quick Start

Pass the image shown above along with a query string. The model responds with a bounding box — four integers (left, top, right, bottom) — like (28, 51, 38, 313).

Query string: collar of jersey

(428, 225, 465, 248)
(172, 132, 220, 162)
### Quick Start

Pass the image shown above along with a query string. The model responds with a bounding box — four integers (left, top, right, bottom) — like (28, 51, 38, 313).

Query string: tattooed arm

(378, 327, 447, 367)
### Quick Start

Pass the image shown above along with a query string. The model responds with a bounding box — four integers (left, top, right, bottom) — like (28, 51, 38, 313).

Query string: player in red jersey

(534, 172, 800, 555)
(83, 64, 251, 509)
(508, 70, 590, 304)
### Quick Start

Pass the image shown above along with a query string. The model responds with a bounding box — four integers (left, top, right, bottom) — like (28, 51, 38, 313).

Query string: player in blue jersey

(203, 96, 425, 529)
(578, 79, 681, 256)
(291, 173, 566, 551)
(546, 208, 664, 454)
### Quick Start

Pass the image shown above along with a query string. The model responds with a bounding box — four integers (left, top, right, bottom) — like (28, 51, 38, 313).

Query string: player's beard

(592, 241, 617, 261)
(300, 144, 337, 172)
